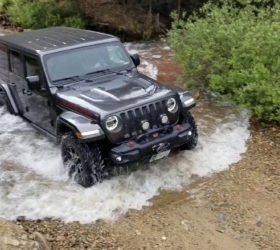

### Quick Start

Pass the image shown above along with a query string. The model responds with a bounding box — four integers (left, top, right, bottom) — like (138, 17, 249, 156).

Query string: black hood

(55, 73, 175, 118)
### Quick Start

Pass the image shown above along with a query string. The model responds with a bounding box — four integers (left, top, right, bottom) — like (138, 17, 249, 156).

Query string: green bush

(167, 0, 280, 122)
(0, 0, 12, 12)
(5, 0, 84, 29)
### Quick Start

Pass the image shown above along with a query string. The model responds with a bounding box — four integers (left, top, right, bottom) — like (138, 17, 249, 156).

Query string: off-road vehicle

(0, 27, 198, 187)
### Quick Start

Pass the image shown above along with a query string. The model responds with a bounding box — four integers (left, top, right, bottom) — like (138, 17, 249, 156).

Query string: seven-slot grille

(120, 99, 176, 138)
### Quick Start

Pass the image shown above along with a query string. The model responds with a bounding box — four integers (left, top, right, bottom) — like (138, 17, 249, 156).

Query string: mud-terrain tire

(0, 91, 13, 114)
(60, 132, 106, 188)
(178, 109, 198, 150)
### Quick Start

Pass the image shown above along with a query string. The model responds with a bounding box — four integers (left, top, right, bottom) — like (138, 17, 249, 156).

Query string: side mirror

(130, 53, 140, 67)
(26, 75, 41, 91)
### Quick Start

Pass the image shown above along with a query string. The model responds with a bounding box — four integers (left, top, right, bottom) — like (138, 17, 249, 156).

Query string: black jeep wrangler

(0, 27, 198, 187)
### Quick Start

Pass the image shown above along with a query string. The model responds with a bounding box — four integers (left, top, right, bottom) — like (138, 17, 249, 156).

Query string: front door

(23, 54, 55, 134)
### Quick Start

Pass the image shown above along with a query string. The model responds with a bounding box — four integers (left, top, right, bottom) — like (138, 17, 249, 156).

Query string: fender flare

(56, 111, 106, 143)
(179, 91, 196, 109)
(165, 84, 196, 109)
(0, 81, 19, 115)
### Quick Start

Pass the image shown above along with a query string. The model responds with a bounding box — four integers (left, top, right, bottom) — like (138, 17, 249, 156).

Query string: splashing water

(0, 42, 250, 224)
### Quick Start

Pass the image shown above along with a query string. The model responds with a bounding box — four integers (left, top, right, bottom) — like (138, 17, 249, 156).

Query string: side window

(25, 55, 45, 87)
(9, 50, 22, 76)
(25, 56, 41, 77)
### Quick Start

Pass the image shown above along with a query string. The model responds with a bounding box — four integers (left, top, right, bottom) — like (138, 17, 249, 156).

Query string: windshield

(43, 42, 133, 84)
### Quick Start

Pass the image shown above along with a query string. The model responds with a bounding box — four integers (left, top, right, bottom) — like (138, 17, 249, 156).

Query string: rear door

(0, 44, 9, 83)
(8, 49, 26, 113)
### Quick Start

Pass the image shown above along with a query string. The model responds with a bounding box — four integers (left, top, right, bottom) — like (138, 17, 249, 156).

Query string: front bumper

(109, 123, 194, 166)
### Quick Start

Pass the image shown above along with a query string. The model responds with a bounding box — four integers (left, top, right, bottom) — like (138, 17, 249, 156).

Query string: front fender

(56, 111, 106, 143)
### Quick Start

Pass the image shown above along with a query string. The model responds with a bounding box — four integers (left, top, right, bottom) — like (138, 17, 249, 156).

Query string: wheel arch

(0, 81, 18, 115)
(56, 111, 106, 143)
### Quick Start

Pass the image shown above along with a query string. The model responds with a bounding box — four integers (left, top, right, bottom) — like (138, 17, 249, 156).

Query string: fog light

(160, 114, 168, 124)
(188, 131, 192, 135)
(116, 156, 122, 162)
(141, 121, 150, 130)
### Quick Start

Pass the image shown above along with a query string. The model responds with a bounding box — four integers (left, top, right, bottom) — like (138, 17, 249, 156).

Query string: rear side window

(0, 45, 8, 76)
(9, 50, 22, 76)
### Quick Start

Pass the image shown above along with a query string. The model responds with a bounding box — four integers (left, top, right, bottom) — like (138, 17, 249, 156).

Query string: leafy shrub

(5, 0, 84, 29)
(167, 0, 280, 122)
(0, 0, 12, 12)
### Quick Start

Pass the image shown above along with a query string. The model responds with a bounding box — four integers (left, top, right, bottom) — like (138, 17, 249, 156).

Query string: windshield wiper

(86, 69, 121, 76)
(86, 67, 135, 76)
(52, 75, 84, 83)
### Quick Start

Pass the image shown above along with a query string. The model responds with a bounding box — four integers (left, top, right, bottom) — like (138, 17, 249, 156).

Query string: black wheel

(0, 91, 13, 114)
(60, 132, 107, 188)
(178, 108, 198, 150)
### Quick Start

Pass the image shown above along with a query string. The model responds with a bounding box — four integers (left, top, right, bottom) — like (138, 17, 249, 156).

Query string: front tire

(178, 109, 198, 150)
(60, 132, 106, 188)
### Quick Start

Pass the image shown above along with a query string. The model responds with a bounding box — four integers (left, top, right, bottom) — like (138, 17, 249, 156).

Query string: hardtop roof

(0, 27, 118, 54)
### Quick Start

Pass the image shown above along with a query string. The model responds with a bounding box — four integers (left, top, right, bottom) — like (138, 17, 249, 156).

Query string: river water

(0, 31, 250, 223)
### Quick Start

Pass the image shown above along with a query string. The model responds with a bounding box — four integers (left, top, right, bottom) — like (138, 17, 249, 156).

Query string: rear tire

(0, 91, 13, 114)
(178, 109, 198, 150)
(60, 132, 107, 188)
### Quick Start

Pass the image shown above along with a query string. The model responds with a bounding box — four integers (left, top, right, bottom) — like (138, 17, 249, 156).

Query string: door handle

(22, 89, 32, 96)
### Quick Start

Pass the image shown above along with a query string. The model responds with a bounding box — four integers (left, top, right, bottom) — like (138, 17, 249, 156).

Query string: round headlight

(142, 121, 150, 130)
(160, 114, 169, 124)
(167, 98, 177, 113)
(106, 116, 118, 131)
